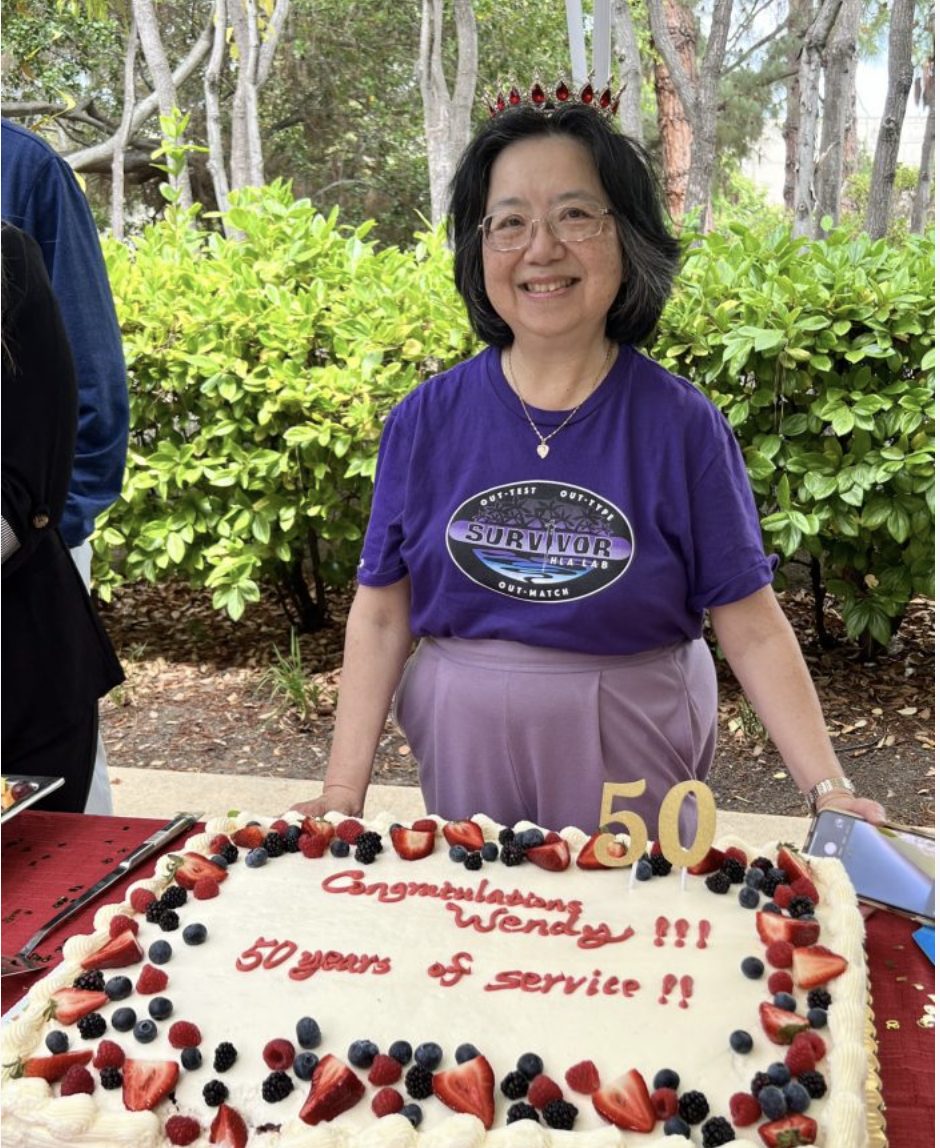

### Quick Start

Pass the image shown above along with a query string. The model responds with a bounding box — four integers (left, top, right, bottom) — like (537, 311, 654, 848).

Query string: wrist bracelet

(804, 776, 856, 813)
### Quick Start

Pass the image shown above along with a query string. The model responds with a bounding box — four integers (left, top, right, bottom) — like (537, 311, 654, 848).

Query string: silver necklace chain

(505, 342, 613, 459)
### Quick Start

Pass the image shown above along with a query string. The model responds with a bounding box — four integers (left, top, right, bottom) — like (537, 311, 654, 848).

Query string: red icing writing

(654, 917, 669, 947)
(445, 903, 633, 949)
(428, 952, 473, 987)
(235, 935, 390, 979)
(697, 919, 712, 949)
(484, 969, 641, 997)
(659, 973, 678, 1004)
(674, 918, 689, 947)
(679, 974, 694, 1009)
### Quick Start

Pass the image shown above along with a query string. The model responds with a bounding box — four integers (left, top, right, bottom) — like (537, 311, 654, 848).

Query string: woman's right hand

(290, 784, 365, 821)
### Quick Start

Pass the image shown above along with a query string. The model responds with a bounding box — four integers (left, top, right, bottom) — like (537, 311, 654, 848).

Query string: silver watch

(804, 776, 857, 813)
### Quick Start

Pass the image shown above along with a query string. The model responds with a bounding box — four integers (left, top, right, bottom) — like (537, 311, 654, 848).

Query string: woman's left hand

(814, 792, 886, 825)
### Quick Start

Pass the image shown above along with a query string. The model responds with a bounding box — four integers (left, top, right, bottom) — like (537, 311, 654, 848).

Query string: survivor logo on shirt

(446, 481, 634, 602)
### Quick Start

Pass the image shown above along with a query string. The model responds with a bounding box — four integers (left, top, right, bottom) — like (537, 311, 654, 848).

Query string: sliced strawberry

(108, 914, 139, 938)
(791, 945, 847, 989)
(15, 1050, 93, 1082)
(442, 820, 485, 851)
(299, 1053, 366, 1125)
(565, 1060, 601, 1094)
(526, 838, 571, 871)
(209, 1102, 249, 1148)
(208, 834, 233, 854)
(432, 1054, 495, 1128)
(300, 817, 335, 847)
(299, 834, 328, 859)
(43, 988, 109, 1025)
(576, 833, 627, 869)
(686, 846, 727, 875)
(169, 852, 228, 890)
(773, 884, 797, 910)
(592, 1068, 656, 1132)
(756, 911, 820, 949)
(759, 1002, 811, 1046)
(758, 1113, 818, 1146)
(122, 1058, 180, 1111)
(776, 845, 814, 885)
(231, 825, 265, 849)
(81, 929, 144, 971)
(789, 876, 820, 905)
(725, 845, 749, 867)
(411, 818, 438, 833)
(390, 826, 436, 861)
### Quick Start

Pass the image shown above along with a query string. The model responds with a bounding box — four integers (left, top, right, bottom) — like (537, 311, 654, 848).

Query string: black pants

(6, 706, 98, 813)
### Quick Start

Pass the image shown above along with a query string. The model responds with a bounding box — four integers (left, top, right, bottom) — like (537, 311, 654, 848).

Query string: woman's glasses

(479, 202, 613, 252)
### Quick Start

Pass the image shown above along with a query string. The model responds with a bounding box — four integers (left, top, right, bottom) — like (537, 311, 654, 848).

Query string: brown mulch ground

(97, 579, 935, 826)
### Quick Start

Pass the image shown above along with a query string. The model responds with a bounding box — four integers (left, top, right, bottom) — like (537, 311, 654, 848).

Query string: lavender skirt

(393, 636, 718, 839)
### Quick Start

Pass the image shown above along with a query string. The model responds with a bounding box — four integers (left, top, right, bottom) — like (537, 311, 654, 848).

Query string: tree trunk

(204, 0, 232, 223)
(111, 16, 139, 239)
(815, 0, 860, 230)
(782, 0, 811, 209)
(911, 56, 935, 234)
(612, 0, 644, 141)
(684, 0, 733, 225)
(865, 0, 915, 238)
(649, 0, 696, 221)
(791, 0, 843, 238)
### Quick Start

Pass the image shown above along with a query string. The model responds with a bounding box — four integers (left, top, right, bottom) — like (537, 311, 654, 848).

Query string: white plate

(0, 775, 65, 823)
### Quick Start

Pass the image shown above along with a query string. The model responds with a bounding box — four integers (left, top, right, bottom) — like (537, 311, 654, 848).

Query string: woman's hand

(814, 791, 887, 826)
(289, 784, 364, 821)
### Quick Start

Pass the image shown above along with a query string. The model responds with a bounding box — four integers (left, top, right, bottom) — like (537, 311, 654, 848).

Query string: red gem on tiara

(579, 81, 594, 104)
(531, 82, 546, 106)
(495, 93, 506, 112)
(555, 80, 570, 102)
(598, 85, 612, 109)
(509, 85, 522, 106)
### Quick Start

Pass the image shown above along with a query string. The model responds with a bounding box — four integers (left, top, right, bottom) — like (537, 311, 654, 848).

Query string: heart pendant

(536, 442, 550, 459)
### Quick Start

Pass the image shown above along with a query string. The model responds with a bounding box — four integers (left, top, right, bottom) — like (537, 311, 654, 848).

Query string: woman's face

(481, 134, 623, 349)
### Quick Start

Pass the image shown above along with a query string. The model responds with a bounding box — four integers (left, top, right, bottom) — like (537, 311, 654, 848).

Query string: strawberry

(650, 1086, 679, 1119)
(194, 877, 221, 900)
(122, 1058, 180, 1111)
(432, 1054, 495, 1128)
(232, 825, 265, 849)
(169, 852, 228, 890)
(130, 888, 156, 913)
(108, 914, 140, 938)
(442, 820, 486, 851)
(756, 911, 820, 949)
(300, 817, 335, 847)
(767, 971, 794, 995)
(758, 1113, 818, 1146)
(168, 1021, 202, 1049)
(299, 1053, 366, 1125)
(686, 846, 727, 875)
(165, 1115, 201, 1146)
(790, 876, 819, 904)
(299, 834, 327, 859)
(81, 929, 144, 971)
(528, 1074, 563, 1109)
(776, 846, 814, 885)
(368, 1053, 402, 1086)
(209, 1102, 249, 1148)
(208, 834, 233, 854)
(730, 1090, 762, 1126)
(390, 826, 436, 861)
(15, 1050, 93, 1082)
(565, 1060, 601, 1095)
(791, 946, 848, 989)
(372, 1087, 404, 1117)
(93, 1040, 126, 1069)
(791, 1030, 827, 1062)
(526, 839, 571, 871)
(766, 940, 795, 969)
(43, 988, 109, 1025)
(335, 819, 365, 844)
(411, 818, 438, 833)
(759, 1002, 811, 1046)
(576, 833, 627, 869)
(784, 1041, 817, 1076)
(136, 963, 169, 995)
(262, 1039, 295, 1071)
(60, 1065, 95, 1095)
(592, 1068, 656, 1132)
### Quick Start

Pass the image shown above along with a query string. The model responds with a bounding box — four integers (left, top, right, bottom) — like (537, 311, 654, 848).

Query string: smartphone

(803, 809, 935, 925)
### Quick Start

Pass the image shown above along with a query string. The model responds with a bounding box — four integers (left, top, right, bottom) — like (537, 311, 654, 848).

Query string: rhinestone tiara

(482, 76, 622, 119)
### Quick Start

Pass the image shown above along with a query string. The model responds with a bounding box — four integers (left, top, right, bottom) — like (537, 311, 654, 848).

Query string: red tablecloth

(2, 811, 935, 1144)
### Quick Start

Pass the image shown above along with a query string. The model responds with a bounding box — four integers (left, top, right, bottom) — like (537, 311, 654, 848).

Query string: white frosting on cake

(1, 813, 868, 1146)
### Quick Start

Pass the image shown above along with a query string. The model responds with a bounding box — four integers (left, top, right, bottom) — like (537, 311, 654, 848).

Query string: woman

(1, 222, 124, 812)
(293, 101, 883, 835)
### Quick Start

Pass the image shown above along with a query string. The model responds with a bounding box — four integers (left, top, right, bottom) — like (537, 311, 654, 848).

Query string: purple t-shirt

(357, 344, 775, 655)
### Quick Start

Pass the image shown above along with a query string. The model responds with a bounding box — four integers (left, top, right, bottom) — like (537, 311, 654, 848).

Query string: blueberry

(448, 845, 468, 863)
(293, 1051, 319, 1081)
(134, 1018, 158, 1043)
(808, 1007, 829, 1029)
(45, 1031, 69, 1054)
(105, 975, 133, 1000)
(455, 1042, 480, 1064)
(762, 902, 783, 915)
(148, 940, 173, 965)
(347, 1039, 379, 1068)
(773, 992, 798, 1012)
(745, 867, 766, 889)
(111, 1007, 137, 1032)
(388, 1040, 413, 1065)
(635, 858, 653, 881)
(330, 839, 350, 858)
(183, 923, 208, 946)
(758, 1085, 788, 1120)
(148, 996, 174, 1020)
(767, 1062, 791, 1086)
(516, 828, 544, 849)
(784, 1081, 812, 1113)
(401, 1103, 423, 1128)
(738, 886, 760, 909)
(481, 842, 499, 862)
(285, 825, 302, 843)
(414, 1042, 443, 1071)
(296, 1016, 322, 1049)
(741, 956, 765, 980)
(516, 1052, 543, 1080)
(768, 867, 788, 884)
(729, 1030, 753, 1054)
(209, 854, 229, 868)
(653, 1068, 680, 1091)
(181, 1047, 203, 1070)
(245, 847, 268, 868)
(663, 1115, 691, 1137)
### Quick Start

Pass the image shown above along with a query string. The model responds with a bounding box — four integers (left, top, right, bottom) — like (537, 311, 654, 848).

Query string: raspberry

(92, 1040, 125, 1069)
(650, 1086, 679, 1119)
(299, 834, 327, 859)
(262, 1039, 295, 1071)
(565, 1059, 600, 1095)
(130, 888, 156, 913)
(792, 1030, 827, 1062)
(60, 1066, 95, 1095)
(108, 914, 139, 937)
(765, 940, 794, 968)
(193, 877, 220, 900)
(528, 1074, 562, 1109)
(165, 1115, 201, 1146)
(729, 1091, 761, 1126)
(169, 1021, 202, 1049)
(767, 971, 794, 995)
(136, 964, 169, 994)
(372, 1086, 404, 1117)
(773, 884, 797, 909)
(335, 818, 365, 843)
(368, 1053, 403, 1086)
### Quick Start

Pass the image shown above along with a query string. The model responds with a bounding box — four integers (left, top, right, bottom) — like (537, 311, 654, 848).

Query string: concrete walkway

(109, 765, 811, 847)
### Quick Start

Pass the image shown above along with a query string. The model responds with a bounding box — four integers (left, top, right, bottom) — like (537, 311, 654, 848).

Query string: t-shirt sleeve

(356, 406, 412, 587)
(686, 414, 777, 612)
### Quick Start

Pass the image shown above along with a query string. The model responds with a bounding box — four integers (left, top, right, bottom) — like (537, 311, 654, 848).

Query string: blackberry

(203, 1079, 229, 1107)
(751, 856, 774, 871)
(464, 851, 483, 871)
(507, 1101, 540, 1123)
(144, 899, 166, 923)
(500, 1070, 529, 1099)
(720, 857, 746, 884)
(500, 843, 526, 867)
(261, 1070, 294, 1102)
(798, 1070, 827, 1099)
(650, 852, 673, 877)
(807, 988, 832, 1011)
(761, 871, 788, 896)
(220, 842, 239, 863)
(788, 897, 816, 919)
(160, 885, 188, 909)
(677, 1090, 709, 1124)
(543, 1099, 578, 1130)
(705, 871, 731, 895)
(354, 838, 380, 864)
(158, 909, 180, 932)
(357, 830, 383, 854)
(404, 1064, 434, 1099)
(750, 1071, 773, 1097)
(283, 833, 300, 854)
(77, 1013, 107, 1040)
(213, 1042, 238, 1072)
(498, 827, 516, 845)
(264, 832, 285, 858)
(72, 969, 105, 992)
(100, 1066, 123, 1090)
(702, 1116, 736, 1146)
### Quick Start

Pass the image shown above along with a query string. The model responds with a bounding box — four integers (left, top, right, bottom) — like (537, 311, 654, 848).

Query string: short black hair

(449, 103, 680, 348)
